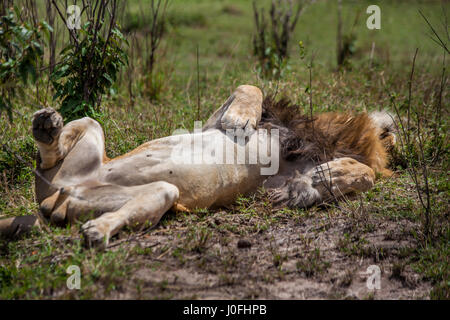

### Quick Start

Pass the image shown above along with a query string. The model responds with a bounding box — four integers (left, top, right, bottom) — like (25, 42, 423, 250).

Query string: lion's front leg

(81, 181, 179, 248)
(269, 157, 376, 208)
(310, 157, 376, 202)
(269, 170, 322, 208)
(203, 85, 263, 136)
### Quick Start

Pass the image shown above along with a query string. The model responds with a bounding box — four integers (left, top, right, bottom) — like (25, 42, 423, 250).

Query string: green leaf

(60, 44, 75, 56)
(103, 72, 113, 84)
(40, 21, 54, 33)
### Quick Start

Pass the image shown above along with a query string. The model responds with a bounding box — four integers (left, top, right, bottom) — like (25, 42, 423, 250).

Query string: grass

(0, 0, 449, 299)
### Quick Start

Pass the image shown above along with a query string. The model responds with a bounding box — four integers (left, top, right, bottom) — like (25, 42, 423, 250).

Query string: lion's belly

(97, 130, 270, 208)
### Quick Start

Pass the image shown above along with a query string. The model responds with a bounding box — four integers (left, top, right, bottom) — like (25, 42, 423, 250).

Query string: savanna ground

(0, 0, 448, 299)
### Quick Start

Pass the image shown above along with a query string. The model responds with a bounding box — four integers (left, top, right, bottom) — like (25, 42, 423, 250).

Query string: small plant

(185, 226, 211, 253)
(143, 0, 169, 101)
(0, 7, 52, 120)
(50, 0, 128, 121)
(387, 47, 446, 240)
(122, 0, 169, 102)
(336, 1, 360, 69)
(296, 248, 330, 277)
(252, 0, 306, 78)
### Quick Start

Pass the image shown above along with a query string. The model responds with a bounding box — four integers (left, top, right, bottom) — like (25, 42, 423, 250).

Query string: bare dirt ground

(99, 193, 432, 300)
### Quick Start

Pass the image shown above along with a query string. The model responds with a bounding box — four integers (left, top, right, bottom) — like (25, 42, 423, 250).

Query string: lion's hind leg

(81, 181, 179, 248)
(203, 85, 263, 135)
(38, 181, 132, 226)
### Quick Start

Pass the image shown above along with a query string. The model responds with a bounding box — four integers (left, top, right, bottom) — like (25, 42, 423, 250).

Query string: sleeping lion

(0, 85, 396, 247)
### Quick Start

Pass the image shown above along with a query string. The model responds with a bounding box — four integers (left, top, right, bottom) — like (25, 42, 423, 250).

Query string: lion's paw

(32, 107, 63, 145)
(81, 220, 109, 249)
(268, 187, 290, 207)
(268, 173, 321, 209)
(221, 109, 257, 137)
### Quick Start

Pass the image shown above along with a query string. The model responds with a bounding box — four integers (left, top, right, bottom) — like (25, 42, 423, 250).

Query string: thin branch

(419, 9, 449, 54)
(196, 43, 200, 120)
(51, 0, 79, 47)
(406, 48, 418, 143)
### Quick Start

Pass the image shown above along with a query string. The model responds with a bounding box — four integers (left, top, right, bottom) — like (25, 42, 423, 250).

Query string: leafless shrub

(126, 32, 138, 106)
(252, 0, 306, 78)
(387, 11, 449, 239)
(419, 8, 449, 55)
(388, 49, 433, 239)
(45, 0, 56, 73)
(146, 0, 168, 76)
(336, 0, 360, 68)
(0, 0, 13, 16)
(419, 8, 448, 164)
(133, 0, 169, 100)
